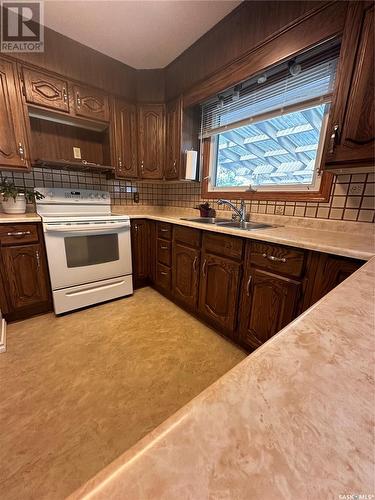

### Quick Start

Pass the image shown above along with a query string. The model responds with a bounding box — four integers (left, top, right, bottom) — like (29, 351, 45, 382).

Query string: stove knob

(47, 191, 54, 198)
(95, 193, 100, 198)
(89, 193, 95, 199)
(101, 194, 107, 199)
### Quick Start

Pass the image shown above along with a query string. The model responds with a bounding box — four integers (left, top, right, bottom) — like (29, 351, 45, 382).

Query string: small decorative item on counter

(195, 202, 216, 218)
(0, 178, 44, 214)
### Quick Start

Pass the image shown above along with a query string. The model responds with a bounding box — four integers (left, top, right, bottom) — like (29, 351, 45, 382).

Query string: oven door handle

(44, 222, 130, 232)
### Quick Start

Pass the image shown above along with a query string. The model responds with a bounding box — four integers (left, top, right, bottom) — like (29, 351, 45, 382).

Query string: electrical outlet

(73, 147, 81, 159)
(133, 192, 139, 203)
(275, 206, 284, 215)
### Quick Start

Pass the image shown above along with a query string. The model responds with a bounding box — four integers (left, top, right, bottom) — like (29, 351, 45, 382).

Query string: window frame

(206, 99, 331, 196)
(201, 135, 333, 202)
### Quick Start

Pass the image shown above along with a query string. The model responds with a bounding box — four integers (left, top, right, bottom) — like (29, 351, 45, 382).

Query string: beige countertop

(113, 207, 375, 261)
(70, 257, 375, 499)
(0, 212, 41, 223)
(1, 207, 373, 260)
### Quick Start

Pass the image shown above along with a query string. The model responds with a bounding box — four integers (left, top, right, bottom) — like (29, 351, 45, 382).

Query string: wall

(164, 0, 331, 99)
(2, 169, 374, 223)
(161, 175, 375, 223)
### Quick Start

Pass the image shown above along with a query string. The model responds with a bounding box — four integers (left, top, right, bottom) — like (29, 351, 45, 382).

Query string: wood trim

(183, 1, 347, 107)
(201, 139, 334, 202)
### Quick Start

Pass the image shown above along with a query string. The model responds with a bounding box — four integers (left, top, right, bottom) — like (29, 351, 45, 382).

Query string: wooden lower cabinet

(238, 267, 301, 350)
(198, 252, 241, 334)
(130, 219, 150, 288)
(0, 223, 52, 320)
(172, 242, 200, 310)
(1, 243, 49, 310)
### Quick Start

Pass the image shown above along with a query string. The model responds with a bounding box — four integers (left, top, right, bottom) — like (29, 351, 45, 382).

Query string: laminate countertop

(69, 256, 375, 500)
(0, 213, 41, 223)
(1, 209, 373, 260)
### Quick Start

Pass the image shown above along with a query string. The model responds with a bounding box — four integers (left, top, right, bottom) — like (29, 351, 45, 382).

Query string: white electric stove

(36, 188, 133, 314)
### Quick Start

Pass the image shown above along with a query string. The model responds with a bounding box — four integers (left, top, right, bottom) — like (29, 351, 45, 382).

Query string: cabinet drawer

(157, 222, 172, 240)
(157, 238, 171, 266)
(0, 224, 39, 245)
(174, 225, 201, 248)
(156, 263, 171, 290)
(249, 241, 305, 278)
(203, 232, 243, 260)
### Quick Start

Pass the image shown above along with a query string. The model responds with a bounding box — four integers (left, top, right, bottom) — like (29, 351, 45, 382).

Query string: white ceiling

(43, 1, 241, 69)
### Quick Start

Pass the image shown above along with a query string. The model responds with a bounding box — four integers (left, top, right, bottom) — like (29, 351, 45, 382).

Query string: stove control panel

(36, 188, 110, 204)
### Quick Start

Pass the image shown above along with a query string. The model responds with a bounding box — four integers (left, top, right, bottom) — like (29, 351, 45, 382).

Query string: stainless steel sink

(216, 221, 275, 230)
(180, 217, 229, 224)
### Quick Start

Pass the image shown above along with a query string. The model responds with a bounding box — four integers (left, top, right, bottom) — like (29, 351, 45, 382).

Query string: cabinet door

(73, 84, 110, 122)
(131, 220, 150, 288)
(138, 104, 165, 179)
(165, 97, 182, 180)
(238, 267, 301, 350)
(172, 242, 200, 310)
(113, 99, 138, 178)
(199, 253, 241, 333)
(325, 3, 374, 167)
(22, 67, 69, 113)
(305, 253, 363, 308)
(0, 58, 31, 170)
(1, 243, 50, 310)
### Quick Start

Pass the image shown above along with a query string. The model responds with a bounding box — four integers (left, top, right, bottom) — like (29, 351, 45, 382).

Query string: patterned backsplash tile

(1, 168, 374, 223)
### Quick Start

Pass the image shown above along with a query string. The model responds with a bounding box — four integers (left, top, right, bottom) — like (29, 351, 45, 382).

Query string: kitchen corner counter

(0, 212, 41, 223)
(70, 257, 375, 500)
(114, 208, 375, 261)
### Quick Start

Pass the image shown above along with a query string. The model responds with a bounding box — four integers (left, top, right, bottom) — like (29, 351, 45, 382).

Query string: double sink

(180, 217, 277, 231)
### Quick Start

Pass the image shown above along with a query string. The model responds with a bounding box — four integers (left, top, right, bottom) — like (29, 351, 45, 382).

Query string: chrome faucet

(217, 199, 247, 224)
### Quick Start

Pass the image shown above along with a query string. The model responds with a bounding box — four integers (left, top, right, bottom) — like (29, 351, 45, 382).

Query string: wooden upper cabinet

(137, 104, 165, 179)
(165, 97, 182, 180)
(22, 67, 69, 113)
(199, 252, 241, 333)
(72, 84, 110, 122)
(238, 267, 301, 350)
(324, 2, 374, 169)
(112, 99, 138, 178)
(0, 57, 31, 170)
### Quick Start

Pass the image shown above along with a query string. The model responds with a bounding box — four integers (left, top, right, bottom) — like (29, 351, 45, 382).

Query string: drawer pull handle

(160, 245, 168, 250)
(246, 275, 252, 296)
(160, 271, 168, 276)
(6, 231, 31, 237)
(160, 228, 169, 232)
(262, 253, 286, 263)
(202, 259, 207, 276)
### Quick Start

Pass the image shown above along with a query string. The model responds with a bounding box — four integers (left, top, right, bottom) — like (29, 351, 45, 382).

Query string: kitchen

(0, 1, 374, 499)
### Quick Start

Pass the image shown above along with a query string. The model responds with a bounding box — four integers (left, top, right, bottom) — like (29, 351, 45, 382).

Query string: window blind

(201, 42, 340, 139)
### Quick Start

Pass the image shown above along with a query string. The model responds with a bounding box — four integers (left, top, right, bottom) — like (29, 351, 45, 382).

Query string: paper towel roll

(184, 150, 198, 180)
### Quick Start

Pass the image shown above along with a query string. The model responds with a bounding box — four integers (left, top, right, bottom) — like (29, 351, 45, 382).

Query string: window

(201, 41, 340, 196)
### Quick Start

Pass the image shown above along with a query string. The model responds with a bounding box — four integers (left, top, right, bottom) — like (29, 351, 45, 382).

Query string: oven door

(43, 221, 132, 289)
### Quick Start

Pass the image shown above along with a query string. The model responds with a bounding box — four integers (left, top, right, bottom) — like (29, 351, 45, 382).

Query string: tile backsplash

(1, 168, 374, 223)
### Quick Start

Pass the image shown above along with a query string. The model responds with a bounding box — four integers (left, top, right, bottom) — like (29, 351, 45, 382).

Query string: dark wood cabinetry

(154, 222, 172, 291)
(303, 252, 363, 308)
(172, 226, 201, 310)
(0, 223, 52, 321)
(199, 252, 241, 334)
(238, 266, 301, 350)
(22, 67, 70, 113)
(112, 99, 138, 178)
(137, 104, 165, 179)
(325, 2, 374, 170)
(165, 97, 182, 180)
(72, 84, 110, 122)
(0, 57, 31, 171)
(130, 219, 150, 288)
